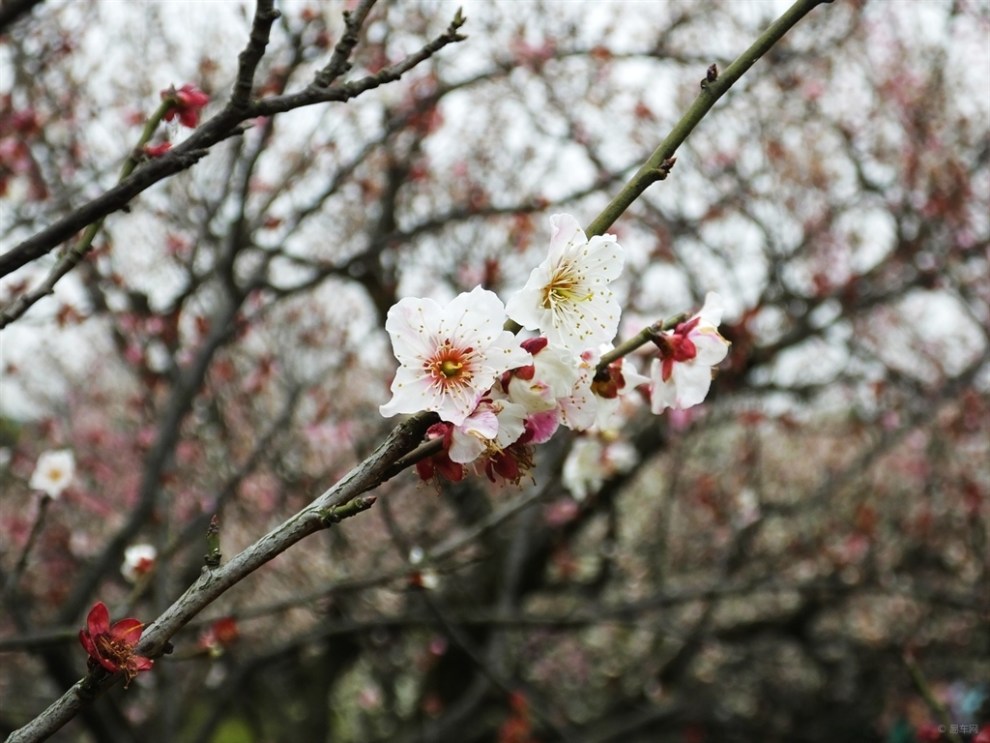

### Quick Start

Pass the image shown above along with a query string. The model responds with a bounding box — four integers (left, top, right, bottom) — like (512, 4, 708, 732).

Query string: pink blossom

(649, 292, 730, 412)
(161, 83, 209, 128)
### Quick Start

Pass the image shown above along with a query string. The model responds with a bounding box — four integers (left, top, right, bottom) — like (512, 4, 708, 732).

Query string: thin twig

(585, 0, 832, 238)
(1, 494, 51, 605)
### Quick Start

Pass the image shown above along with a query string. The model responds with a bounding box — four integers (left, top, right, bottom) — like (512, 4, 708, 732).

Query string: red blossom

(415, 423, 464, 483)
(198, 617, 240, 656)
(653, 316, 702, 382)
(483, 442, 533, 485)
(498, 691, 540, 743)
(161, 83, 209, 128)
(78, 602, 153, 687)
(143, 142, 172, 158)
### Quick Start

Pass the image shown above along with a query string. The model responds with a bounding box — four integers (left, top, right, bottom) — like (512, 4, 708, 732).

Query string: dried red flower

(415, 423, 465, 483)
(161, 83, 210, 128)
(78, 601, 153, 687)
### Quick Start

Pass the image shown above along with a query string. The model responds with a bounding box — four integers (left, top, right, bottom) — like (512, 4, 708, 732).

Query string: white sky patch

(883, 290, 988, 379)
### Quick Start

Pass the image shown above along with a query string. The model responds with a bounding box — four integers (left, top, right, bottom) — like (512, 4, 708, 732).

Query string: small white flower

(650, 292, 730, 412)
(380, 287, 531, 426)
(562, 437, 638, 501)
(506, 339, 579, 413)
(121, 544, 157, 583)
(29, 449, 75, 499)
(557, 347, 649, 432)
(557, 351, 599, 432)
(416, 569, 440, 590)
(589, 357, 650, 433)
(506, 214, 624, 353)
(449, 395, 527, 464)
(733, 488, 761, 528)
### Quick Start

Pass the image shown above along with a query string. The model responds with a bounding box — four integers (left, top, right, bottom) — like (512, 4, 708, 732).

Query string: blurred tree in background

(1, 1, 987, 742)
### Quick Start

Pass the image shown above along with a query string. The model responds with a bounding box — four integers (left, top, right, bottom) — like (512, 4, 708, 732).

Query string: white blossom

(29, 449, 75, 499)
(380, 287, 530, 425)
(121, 544, 157, 583)
(506, 214, 624, 353)
(449, 395, 527, 464)
(505, 340, 579, 413)
(557, 347, 648, 432)
(562, 437, 638, 501)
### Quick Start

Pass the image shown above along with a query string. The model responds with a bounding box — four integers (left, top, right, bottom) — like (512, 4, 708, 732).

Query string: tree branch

(585, 0, 833, 238)
(0, 2, 465, 295)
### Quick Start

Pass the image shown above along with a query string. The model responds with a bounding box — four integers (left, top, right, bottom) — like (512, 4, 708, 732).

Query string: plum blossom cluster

(380, 214, 731, 488)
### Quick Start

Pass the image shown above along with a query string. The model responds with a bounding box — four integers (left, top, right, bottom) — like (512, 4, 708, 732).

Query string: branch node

(657, 156, 677, 180)
(701, 63, 719, 89)
(450, 7, 467, 33)
(204, 514, 222, 569)
(316, 495, 378, 527)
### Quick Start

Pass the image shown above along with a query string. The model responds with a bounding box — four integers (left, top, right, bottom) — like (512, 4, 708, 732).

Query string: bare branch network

(2, 0, 987, 742)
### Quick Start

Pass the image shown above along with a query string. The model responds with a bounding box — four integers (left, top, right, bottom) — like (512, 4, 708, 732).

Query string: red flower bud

(161, 83, 210, 128)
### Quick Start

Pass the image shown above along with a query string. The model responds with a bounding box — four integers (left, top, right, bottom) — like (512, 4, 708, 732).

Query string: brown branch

(4, 413, 431, 743)
(0, 2, 466, 295)
(230, 0, 281, 110)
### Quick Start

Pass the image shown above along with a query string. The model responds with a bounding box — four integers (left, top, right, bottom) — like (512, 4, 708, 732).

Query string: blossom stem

(204, 515, 222, 570)
(1, 494, 51, 604)
(596, 312, 687, 374)
(70, 98, 174, 259)
(386, 436, 445, 478)
(584, 0, 832, 238)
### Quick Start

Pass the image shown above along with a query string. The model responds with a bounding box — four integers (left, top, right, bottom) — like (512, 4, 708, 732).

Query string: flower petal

(547, 213, 587, 261)
(110, 618, 145, 646)
(379, 366, 436, 418)
(692, 329, 730, 366)
(670, 361, 714, 409)
(131, 655, 155, 671)
(79, 629, 98, 658)
(384, 296, 444, 363)
(86, 601, 111, 636)
(697, 291, 725, 325)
